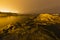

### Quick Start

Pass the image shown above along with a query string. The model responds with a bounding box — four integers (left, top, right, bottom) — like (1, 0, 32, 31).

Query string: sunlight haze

(0, 0, 60, 13)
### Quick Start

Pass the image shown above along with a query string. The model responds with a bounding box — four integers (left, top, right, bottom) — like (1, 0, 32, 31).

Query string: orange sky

(0, 0, 60, 13)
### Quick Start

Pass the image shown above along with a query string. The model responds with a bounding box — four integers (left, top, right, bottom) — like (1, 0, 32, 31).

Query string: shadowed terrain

(0, 12, 60, 40)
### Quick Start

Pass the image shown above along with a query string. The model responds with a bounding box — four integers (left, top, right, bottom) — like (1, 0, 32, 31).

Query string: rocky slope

(35, 13, 60, 25)
(0, 13, 60, 40)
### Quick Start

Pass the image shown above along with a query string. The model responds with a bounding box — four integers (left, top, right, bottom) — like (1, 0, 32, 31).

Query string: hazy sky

(0, 0, 60, 13)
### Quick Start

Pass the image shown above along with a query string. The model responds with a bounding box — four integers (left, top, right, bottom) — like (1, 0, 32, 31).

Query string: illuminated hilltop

(34, 13, 60, 25)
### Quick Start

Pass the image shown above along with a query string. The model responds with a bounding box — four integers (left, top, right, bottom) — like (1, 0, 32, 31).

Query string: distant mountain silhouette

(0, 12, 18, 16)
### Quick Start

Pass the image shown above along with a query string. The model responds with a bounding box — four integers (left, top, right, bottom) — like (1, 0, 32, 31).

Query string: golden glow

(0, 8, 19, 13)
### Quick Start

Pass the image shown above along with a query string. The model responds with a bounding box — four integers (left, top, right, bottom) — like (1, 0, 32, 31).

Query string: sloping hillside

(0, 13, 60, 40)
